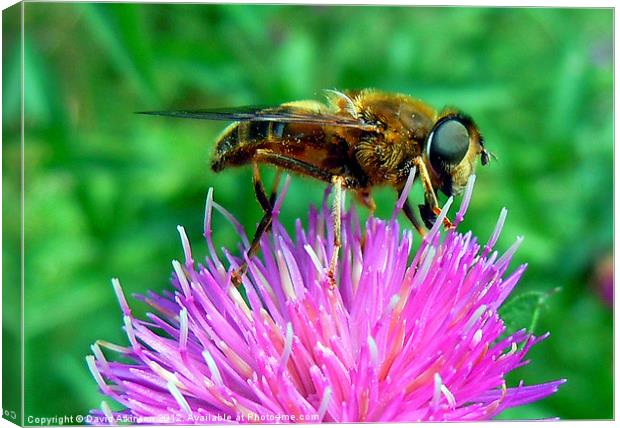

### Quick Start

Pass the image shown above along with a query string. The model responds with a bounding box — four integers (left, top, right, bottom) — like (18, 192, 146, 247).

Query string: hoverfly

(142, 89, 491, 286)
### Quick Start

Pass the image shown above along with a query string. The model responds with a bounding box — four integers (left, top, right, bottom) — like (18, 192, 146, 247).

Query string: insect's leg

(254, 149, 335, 182)
(355, 189, 376, 214)
(252, 164, 279, 231)
(253, 150, 365, 287)
(253, 163, 272, 212)
(254, 149, 365, 189)
(418, 201, 438, 229)
(235, 152, 357, 287)
(231, 210, 273, 287)
(269, 169, 282, 206)
(413, 157, 453, 229)
(412, 157, 440, 212)
(401, 197, 427, 236)
(231, 163, 273, 287)
(328, 176, 345, 288)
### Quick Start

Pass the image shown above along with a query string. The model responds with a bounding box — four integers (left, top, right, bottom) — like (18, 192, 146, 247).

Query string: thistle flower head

(88, 174, 564, 423)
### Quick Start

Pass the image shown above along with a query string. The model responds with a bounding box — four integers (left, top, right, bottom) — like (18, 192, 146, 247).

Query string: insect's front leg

(400, 196, 427, 236)
(418, 200, 437, 230)
(413, 157, 453, 229)
(355, 189, 376, 214)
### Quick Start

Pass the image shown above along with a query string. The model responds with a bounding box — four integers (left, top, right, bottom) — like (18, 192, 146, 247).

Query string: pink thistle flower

(87, 174, 564, 423)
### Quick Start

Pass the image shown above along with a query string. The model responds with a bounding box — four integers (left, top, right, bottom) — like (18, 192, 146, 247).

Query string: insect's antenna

(481, 148, 498, 166)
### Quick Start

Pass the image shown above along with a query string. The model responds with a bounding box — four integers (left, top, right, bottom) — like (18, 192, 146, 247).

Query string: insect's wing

(138, 106, 270, 121)
(138, 105, 377, 131)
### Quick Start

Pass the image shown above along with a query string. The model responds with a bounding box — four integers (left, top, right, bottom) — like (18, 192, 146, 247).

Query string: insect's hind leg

(252, 149, 353, 288)
(231, 163, 275, 287)
(269, 169, 282, 206)
(252, 163, 272, 213)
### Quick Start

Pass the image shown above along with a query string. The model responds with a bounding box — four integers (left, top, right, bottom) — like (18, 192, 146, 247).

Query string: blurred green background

(3, 3, 612, 422)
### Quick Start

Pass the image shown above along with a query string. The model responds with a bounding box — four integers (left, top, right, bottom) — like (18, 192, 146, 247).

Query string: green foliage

(499, 288, 560, 335)
(4, 3, 612, 421)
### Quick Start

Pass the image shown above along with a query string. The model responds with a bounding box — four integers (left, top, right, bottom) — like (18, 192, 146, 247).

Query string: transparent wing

(138, 105, 377, 130)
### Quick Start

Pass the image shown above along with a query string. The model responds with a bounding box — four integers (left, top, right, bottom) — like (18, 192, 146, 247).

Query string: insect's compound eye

(428, 119, 470, 173)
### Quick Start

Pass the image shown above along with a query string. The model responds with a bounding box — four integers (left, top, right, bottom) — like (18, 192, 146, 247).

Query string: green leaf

(500, 288, 561, 334)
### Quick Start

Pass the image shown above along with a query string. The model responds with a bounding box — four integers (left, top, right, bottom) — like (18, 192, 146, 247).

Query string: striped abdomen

(211, 120, 348, 174)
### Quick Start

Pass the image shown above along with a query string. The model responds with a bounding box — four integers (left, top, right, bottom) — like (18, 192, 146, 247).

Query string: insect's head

(425, 110, 488, 196)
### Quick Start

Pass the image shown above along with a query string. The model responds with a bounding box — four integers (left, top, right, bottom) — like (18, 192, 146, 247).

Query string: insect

(142, 89, 491, 285)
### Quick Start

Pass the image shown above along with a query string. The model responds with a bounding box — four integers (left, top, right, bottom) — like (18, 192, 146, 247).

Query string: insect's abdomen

(212, 121, 272, 171)
(211, 120, 330, 172)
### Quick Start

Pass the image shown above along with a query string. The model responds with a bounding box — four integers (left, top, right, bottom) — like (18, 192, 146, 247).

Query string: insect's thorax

(347, 92, 438, 187)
